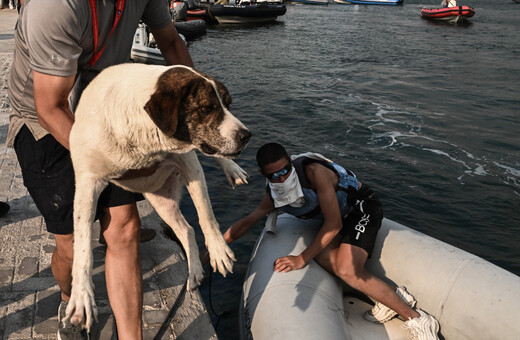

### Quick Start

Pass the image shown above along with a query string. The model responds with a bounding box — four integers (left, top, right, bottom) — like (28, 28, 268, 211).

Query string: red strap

(88, 0, 126, 67)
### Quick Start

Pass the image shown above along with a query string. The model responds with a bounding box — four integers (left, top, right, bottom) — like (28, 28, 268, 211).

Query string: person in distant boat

(442, 0, 457, 7)
(221, 143, 441, 340)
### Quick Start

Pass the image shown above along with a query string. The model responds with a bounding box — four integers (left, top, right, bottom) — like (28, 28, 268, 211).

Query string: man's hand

(274, 255, 306, 273)
(116, 163, 160, 181)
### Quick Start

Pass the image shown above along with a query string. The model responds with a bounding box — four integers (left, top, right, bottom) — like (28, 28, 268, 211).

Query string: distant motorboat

(342, 0, 403, 5)
(421, 5, 475, 24)
(186, 7, 219, 23)
(287, 0, 329, 5)
(131, 22, 202, 65)
(207, 2, 287, 24)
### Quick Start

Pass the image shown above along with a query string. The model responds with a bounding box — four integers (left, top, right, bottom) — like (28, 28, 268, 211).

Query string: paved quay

(0, 7, 217, 340)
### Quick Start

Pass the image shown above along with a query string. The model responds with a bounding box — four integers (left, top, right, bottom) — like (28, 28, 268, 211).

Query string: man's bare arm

(33, 71, 75, 150)
(150, 22, 194, 67)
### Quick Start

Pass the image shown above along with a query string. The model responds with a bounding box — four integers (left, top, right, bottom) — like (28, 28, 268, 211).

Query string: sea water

(179, 1, 519, 337)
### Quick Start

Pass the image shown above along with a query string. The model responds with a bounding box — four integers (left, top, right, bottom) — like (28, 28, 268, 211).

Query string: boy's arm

(274, 164, 342, 272)
(299, 171, 342, 263)
(223, 194, 275, 244)
(202, 194, 274, 265)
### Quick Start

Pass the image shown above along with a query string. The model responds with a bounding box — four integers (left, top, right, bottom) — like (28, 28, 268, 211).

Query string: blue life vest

(269, 156, 359, 219)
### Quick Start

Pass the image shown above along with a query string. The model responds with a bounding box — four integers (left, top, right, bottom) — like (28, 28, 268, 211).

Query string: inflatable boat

(346, 0, 403, 5)
(186, 7, 219, 24)
(174, 20, 207, 40)
(207, 3, 287, 24)
(421, 6, 475, 23)
(240, 213, 520, 339)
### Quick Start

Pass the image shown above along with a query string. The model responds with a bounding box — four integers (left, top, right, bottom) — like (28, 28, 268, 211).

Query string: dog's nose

(237, 128, 252, 145)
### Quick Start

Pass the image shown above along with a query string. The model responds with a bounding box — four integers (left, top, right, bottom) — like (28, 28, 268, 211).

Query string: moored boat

(131, 23, 189, 65)
(421, 5, 475, 23)
(174, 19, 207, 40)
(287, 0, 329, 5)
(345, 0, 403, 5)
(207, 2, 287, 24)
(240, 213, 520, 339)
(186, 6, 221, 24)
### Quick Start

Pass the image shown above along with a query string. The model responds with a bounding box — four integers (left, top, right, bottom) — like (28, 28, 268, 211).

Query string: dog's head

(144, 66, 251, 158)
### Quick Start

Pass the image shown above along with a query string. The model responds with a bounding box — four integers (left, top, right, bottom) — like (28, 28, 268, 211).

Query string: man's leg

(101, 203, 143, 340)
(52, 234, 74, 301)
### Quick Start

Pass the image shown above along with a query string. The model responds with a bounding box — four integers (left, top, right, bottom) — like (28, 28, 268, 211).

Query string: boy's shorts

(14, 125, 144, 235)
(339, 184, 383, 257)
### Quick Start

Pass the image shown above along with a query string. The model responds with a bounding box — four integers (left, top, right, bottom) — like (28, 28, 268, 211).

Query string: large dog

(66, 63, 251, 330)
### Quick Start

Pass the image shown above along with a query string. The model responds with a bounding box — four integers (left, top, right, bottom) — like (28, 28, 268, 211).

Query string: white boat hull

(240, 214, 520, 340)
(130, 45, 166, 65)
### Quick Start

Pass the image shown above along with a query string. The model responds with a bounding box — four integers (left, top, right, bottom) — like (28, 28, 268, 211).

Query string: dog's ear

(144, 88, 182, 137)
(144, 68, 197, 137)
(201, 73, 232, 108)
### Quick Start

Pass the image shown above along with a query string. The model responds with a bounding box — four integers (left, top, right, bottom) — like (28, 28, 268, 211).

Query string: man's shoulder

(27, 0, 89, 16)
(25, 0, 90, 30)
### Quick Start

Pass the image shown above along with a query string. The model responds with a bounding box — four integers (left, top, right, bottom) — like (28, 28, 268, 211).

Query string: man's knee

(102, 204, 141, 247)
(53, 233, 74, 263)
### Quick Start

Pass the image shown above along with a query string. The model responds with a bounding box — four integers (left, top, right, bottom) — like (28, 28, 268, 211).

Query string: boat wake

(366, 101, 520, 190)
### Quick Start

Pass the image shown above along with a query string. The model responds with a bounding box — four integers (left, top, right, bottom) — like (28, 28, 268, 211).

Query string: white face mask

(268, 166, 305, 208)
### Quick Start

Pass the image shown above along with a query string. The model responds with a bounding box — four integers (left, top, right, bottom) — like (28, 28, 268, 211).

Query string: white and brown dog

(67, 63, 251, 330)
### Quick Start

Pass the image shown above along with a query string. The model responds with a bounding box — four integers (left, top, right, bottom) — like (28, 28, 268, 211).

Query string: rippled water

(178, 1, 520, 337)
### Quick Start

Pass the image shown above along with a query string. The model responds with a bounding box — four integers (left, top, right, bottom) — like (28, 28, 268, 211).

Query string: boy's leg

(335, 243, 419, 320)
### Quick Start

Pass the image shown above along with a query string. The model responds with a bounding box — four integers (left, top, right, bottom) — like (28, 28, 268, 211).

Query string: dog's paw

(66, 283, 98, 331)
(187, 262, 205, 291)
(218, 159, 249, 189)
(208, 240, 236, 277)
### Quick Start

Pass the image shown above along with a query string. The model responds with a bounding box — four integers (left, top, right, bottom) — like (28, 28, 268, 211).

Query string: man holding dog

(7, 0, 193, 339)
(222, 143, 441, 340)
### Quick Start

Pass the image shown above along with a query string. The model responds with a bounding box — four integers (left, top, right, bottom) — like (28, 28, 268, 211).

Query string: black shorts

(14, 125, 144, 235)
(339, 184, 383, 257)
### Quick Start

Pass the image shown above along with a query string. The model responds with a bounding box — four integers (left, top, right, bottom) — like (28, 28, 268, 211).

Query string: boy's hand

(274, 255, 306, 273)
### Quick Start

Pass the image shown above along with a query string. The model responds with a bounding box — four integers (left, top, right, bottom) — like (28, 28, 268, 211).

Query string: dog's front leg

(66, 175, 107, 330)
(215, 158, 249, 189)
(178, 152, 236, 277)
(144, 173, 205, 291)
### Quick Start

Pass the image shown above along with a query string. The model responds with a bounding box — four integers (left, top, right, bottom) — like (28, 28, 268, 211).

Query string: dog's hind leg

(144, 173, 205, 291)
(66, 175, 107, 330)
(175, 151, 236, 277)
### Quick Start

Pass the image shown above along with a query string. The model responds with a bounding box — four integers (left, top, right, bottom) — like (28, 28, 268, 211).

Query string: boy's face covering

(268, 167, 304, 208)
